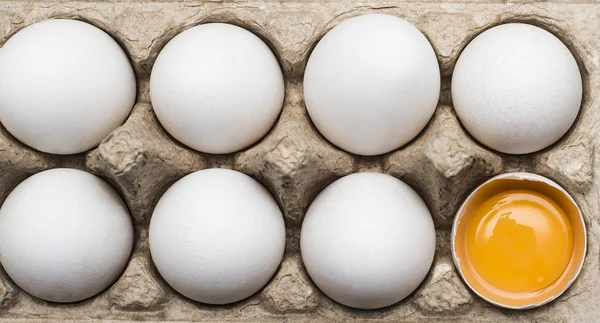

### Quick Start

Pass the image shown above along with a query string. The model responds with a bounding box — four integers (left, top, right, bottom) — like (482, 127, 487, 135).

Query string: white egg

(452, 23, 582, 154)
(150, 23, 285, 154)
(303, 14, 440, 156)
(0, 168, 133, 303)
(149, 168, 286, 304)
(0, 19, 136, 155)
(300, 172, 436, 309)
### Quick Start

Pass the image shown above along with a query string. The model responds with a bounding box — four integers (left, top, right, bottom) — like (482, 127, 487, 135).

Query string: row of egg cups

(0, 13, 584, 158)
(0, 166, 586, 311)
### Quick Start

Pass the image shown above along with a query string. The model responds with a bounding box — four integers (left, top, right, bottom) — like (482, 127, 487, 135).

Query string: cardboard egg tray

(0, 1, 599, 322)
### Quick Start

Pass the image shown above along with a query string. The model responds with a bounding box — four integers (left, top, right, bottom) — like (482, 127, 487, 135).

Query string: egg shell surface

(451, 23, 582, 154)
(150, 23, 285, 154)
(0, 19, 136, 155)
(149, 168, 286, 304)
(303, 14, 440, 156)
(0, 168, 134, 303)
(300, 172, 436, 309)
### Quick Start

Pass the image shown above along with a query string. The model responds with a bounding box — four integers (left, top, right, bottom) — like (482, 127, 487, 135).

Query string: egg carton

(0, 1, 599, 322)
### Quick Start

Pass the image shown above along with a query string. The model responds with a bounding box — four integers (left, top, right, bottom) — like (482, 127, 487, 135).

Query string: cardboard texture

(0, 1, 598, 322)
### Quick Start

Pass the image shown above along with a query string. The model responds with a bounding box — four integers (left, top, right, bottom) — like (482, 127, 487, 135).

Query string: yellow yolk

(466, 189, 573, 294)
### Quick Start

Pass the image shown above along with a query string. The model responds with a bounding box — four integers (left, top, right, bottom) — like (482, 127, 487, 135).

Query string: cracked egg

(452, 172, 586, 309)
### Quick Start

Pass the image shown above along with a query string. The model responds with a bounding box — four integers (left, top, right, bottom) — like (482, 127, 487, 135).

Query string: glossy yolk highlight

(466, 189, 573, 294)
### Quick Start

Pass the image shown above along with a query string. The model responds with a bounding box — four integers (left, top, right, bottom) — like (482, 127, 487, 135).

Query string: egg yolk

(466, 189, 573, 294)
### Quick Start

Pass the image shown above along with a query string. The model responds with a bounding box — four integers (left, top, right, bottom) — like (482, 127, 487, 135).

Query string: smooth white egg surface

(149, 168, 286, 304)
(150, 23, 285, 154)
(300, 172, 436, 309)
(0, 168, 133, 303)
(0, 19, 136, 155)
(452, 23, 582, 154)
(303, 14, 440, 156)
